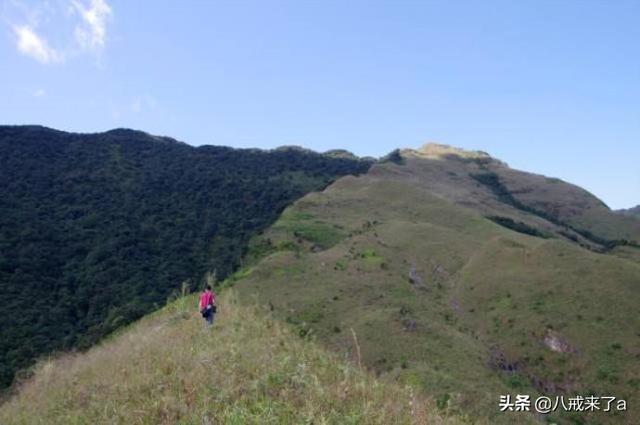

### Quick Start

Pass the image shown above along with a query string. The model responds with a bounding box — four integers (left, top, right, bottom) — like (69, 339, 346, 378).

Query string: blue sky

(1, 0, 638, 209)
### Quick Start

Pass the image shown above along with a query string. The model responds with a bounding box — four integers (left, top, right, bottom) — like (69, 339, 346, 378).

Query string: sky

(1, 0, 638, 209)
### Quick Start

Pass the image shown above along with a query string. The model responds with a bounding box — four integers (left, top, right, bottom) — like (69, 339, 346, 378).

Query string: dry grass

(0, 290, 457, 424)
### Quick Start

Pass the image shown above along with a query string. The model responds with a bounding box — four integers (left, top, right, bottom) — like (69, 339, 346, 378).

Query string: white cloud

(72, 0, 112, 50)
(13, 25, 62, 64)
(6, 0, 113, 65)
(33, 88, 46, 97)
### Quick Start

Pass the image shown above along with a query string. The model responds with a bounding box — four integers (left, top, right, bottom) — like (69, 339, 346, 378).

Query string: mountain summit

(413, 142, 493, 159)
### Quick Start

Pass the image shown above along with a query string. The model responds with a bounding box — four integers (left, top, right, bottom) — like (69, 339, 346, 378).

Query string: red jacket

(199, 290, 216, 310)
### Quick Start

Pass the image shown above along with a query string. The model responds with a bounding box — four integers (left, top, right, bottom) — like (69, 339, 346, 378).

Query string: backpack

(201, 304, 217, 317)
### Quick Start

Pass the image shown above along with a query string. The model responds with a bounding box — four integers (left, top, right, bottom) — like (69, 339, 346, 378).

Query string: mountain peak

(399, 142, 506, 166)
(418, 142, 491, 159)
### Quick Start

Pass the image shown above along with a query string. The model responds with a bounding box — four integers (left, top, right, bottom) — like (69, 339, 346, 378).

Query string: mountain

(0, 290, 456, 424)
(0, 125, 371, 389)
(617, 205, 640, 218)
(231, 145, 640, 423)
(2, 129, 638, 423)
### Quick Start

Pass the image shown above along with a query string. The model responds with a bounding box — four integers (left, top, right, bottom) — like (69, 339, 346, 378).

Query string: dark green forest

(0, 125, 371, 388)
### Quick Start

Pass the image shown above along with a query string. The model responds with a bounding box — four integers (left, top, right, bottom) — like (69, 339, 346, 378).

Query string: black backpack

(201, 297, 216, 317)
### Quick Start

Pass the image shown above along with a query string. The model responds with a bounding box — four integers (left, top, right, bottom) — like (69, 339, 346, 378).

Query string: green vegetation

(472, 171, 639, 252)
(486, 216, 549, 238)
(2, 129, 639, 423)
(470, 172, 526, 207)
(0, 291, 457, 424)
(0, 125, 371, 388)
(273, 210, 346, 250)
(232, 154, 640, 423)
(380, 149, 405, 165)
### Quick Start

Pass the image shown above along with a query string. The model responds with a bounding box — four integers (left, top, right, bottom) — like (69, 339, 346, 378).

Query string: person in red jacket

(199, 285, 217, 326)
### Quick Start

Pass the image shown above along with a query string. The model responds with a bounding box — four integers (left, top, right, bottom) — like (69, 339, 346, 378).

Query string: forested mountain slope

(233, 146, 640, 424)
(0, 125, 371, 388)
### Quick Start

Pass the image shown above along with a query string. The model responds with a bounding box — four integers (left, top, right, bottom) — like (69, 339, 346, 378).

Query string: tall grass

(0, 290, 456, 424)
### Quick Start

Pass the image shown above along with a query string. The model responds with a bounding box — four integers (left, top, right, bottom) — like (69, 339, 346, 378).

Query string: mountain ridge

(1, 125, 638, 423)
(617, 205, 640, 218)
(1, 125, 373, 159)
(231, 148, 640, 423)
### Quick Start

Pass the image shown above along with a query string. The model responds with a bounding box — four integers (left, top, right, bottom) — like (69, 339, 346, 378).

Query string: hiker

(199, 285, 217, 326)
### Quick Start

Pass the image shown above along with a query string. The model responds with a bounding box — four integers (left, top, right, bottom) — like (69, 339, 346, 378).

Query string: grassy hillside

(0, 125, 371, 388)
(0, 290, 458, 425)
(387, 144, 640, 252)
(617, 205, 640, 219)
(231, 149, 640, 424)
